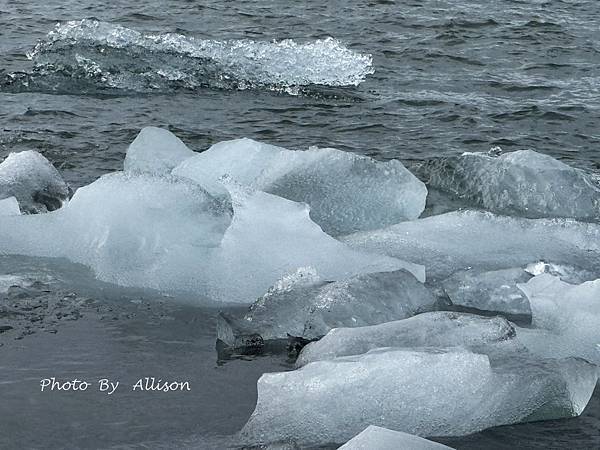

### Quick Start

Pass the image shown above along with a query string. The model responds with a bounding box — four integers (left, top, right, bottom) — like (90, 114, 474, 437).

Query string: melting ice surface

(172, 136, 427, 235)
(414, 149, 600, 220)
(10, 19, 374, 94)
(339, 426, 454, 450)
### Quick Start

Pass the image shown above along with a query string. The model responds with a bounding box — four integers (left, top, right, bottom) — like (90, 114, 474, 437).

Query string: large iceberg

(517, 274, 600, 365)
(0, 150, 71, 214)
(241, 346, 596, 447)
(339, 426, 454, 450)
(0, 171, 408, 302)
(173, 137, 427, 235)
(414, 149, 600, 220)
(343, 210, 600, 282)
(296, 312, 516, 367)
(217, 268, 433, 350)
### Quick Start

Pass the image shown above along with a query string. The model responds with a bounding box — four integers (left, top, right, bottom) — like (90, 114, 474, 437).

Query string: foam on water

(8, 19, 374, 94)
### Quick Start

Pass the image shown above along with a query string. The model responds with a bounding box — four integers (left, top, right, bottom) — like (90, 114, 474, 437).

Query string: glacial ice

(343, 210, 600, 281)
(0, 172, 409, 302)
(296, 311, 516, 366)
(0, 150, 71, 214)
(25, 19, 375, 93)
(241, 347, 597, 446)
(0, 197, 20, 216)
(442, 268, 532, 316)
(217, 268, 433, 349)
(517, 274, 600, 365)
(414, 149, 600, 220)
(173, 137, 427, 235)
(124, 127, 195, 175)
(339, 426, 454, 450)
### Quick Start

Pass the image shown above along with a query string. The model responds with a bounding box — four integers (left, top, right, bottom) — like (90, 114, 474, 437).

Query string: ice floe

(339, 426, 454, 450)
(343, 210, 600, 281)
(0, 150, 71, 214)
(173, 137, 427, 235)
(217, 268, 433, 350)
(414, 149, 600, 220)
(241, 346, 596, 446)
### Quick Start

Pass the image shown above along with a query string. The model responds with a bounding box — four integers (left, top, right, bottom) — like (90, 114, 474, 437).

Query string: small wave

(2, 19, 374, 95)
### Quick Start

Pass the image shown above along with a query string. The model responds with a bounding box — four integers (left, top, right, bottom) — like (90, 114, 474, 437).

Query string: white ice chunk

(0, 150, 71, 213)
(124, 127, 195, 175)
(0, 274, 30, 294)
(296, 312, 516, 367)
(0, 196, 20, 216)
(442, 268, 532, 316)
(518, 274, 600, 365)
(217, 268, 434, 348)
(173, 137, 427, 235)
(0, 173, 411, 302)
(339, 426, 454, 450)
(343, 210, 600, 282)
(417, 150, 600, 220)
(241, 347, 596, 447)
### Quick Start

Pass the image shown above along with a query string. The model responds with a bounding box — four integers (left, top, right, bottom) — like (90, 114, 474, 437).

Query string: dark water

(1, 1, 600, 448)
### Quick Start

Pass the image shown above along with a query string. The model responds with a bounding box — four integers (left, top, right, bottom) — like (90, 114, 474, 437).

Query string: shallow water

(1, 0, 600, 448)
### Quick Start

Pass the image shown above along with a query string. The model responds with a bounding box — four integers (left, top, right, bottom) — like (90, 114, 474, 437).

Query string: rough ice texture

(241, 347, 597, 447)
(339, 426, 454, 450)
(442, 268, 532, 316)
(124, 127, 195, 175)
(0, 173, 409, 302)
(217, 268, 434, 347)
(26, 19, 374, 93)
(173, 137, 427, 235)
(0, 151, 71, 214)
(343, 210, 600, 282)
(296, 311, 516, 367)
(0, 197, 20, 216)
(517, 274, 600, 365)
(414, 150, 600, 220)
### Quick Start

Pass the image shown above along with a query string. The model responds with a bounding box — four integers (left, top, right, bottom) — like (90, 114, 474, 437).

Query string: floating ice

(343, 210, 600, 281)
(217, 268, 432, 349)
(0, 274, 30, 294)
(0, 197, 20, 216)
(174, 137, 427, 235)
(414, 150, 600, 220)
(18, 19, 374, 94)
(241, 347, 596, 446)
(124, 127, 195, 175)
(296, 311, 516, 367)
(0, 172, 408, 302)
(339, 426, 454, 450)
(0, 151, 71, 214)
(443, 268, 532, 316)
(517, 274, 600, 365)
